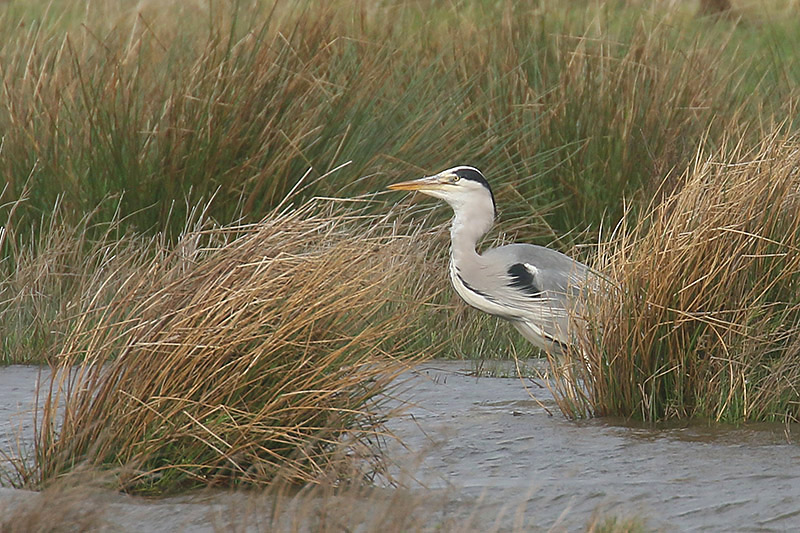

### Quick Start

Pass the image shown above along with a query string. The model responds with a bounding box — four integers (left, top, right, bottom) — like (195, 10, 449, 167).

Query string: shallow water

(2, 362, 799, 531)
(388, 363, 800, 531)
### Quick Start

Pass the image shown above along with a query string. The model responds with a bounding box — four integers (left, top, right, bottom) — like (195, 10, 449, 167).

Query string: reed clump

(14, 198, 440, 493)
(554, 134, 800, 423)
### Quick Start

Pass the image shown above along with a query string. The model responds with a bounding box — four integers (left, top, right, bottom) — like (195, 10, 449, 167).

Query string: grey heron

(388, 166, 590, 356)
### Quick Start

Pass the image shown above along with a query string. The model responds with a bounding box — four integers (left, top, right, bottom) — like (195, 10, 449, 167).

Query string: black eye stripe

(452, 168, 496, 217)
(453, 168, 485, 184)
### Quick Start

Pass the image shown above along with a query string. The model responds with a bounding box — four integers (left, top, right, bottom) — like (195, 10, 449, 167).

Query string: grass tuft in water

(8, 195, 444, 493)
(552, 132, 800, 423)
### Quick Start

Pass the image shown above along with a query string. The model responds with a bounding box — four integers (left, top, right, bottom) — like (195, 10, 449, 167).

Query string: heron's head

(387, 166, 496, 219)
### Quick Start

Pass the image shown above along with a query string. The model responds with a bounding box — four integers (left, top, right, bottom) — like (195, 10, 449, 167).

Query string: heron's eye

(451, 175, 460, 183)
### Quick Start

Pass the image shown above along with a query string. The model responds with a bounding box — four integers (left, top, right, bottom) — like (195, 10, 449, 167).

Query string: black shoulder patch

(507, 263, 542, 297)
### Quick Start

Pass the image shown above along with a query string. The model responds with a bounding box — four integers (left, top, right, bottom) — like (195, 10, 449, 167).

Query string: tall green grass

(0, 194, 163, 365)
(0, 4, 797, 488)
(2, 0, 798, 243)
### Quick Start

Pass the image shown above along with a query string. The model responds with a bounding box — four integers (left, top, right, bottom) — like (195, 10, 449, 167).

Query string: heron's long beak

(387, 174, 445, 191)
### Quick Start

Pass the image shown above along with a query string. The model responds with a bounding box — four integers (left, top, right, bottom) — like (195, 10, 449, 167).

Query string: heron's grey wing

(479, 244, 591, 350)
(482, 243, 590, 299)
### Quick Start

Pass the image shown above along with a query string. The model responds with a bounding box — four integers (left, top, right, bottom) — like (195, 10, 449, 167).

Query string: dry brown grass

(553, 132, 800, 422)
(243, 480, 648, 533)
(8, 195, 444, 493)
(0, 472, 647, 533)
(0, 472, 110, 532)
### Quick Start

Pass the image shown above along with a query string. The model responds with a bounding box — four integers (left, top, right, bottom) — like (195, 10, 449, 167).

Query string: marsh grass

(1, 0, 799, 427)
(0, 470, 112, 533)
(552, 133, 800, 423)
(0, 193, 163, 364)
(247, 474, 648, 533)
(7, 196, 447, 493)
(3, 0, 800, 366)
(2, 0, 798, 244)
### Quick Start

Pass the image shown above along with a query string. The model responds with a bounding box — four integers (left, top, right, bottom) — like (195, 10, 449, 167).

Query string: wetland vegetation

(1, 0, 800, 503)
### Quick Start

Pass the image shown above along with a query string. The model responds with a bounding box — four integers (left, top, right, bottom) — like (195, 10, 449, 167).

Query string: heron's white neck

(449, 206, 494, 265)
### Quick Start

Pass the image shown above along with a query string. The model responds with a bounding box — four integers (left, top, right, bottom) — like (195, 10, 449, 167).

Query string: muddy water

(2, 362, 799, 532)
